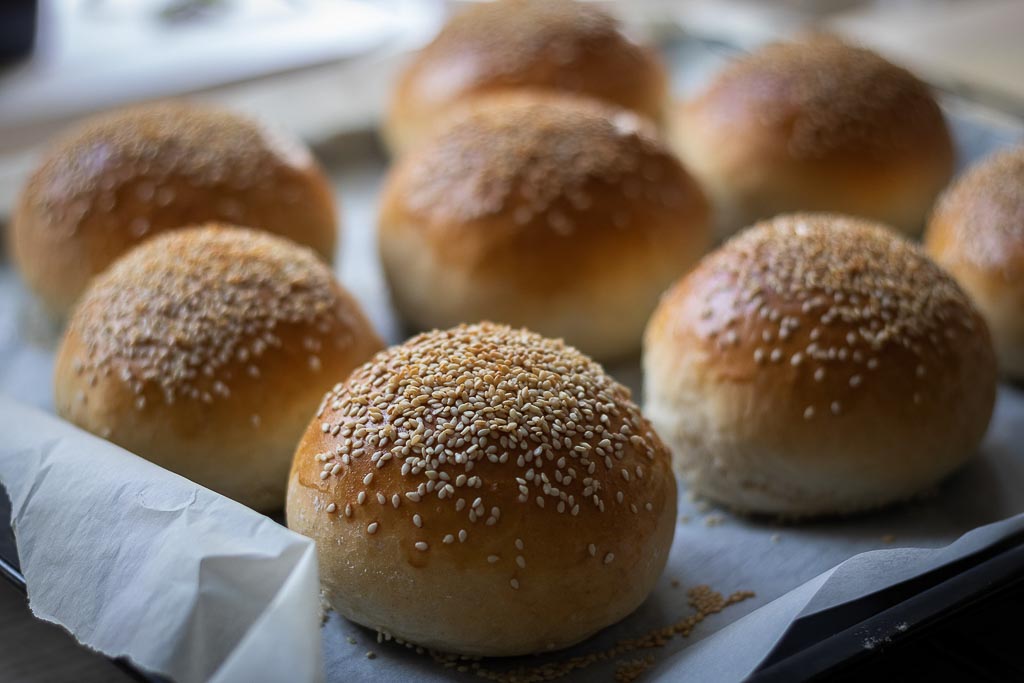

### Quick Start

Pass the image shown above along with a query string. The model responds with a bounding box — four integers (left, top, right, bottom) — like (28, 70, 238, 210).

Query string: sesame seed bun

(643, 214, 996, 517)
(11, 101, 338, 317)
(378, 93, 710, 361)
(926, 147, 1024, 380)
(286, 322, 676, 656)
(384, 0, 667, 155)
(671, 36, 954, 240)
(54, 226, 382, 512)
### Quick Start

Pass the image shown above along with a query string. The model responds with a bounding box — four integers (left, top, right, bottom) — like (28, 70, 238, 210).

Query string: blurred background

(1, 0, 1022, 221)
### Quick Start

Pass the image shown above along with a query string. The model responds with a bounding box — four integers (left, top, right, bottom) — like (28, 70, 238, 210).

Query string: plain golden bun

(12, 101, 338, 317)
(54, 225, 382, 512)
(384, 0, 667, 155)
(379, 93, 710, 361)
(643, 214, 996, 517)
(926, 147, 1024, 379)
(672, 36, 954, 240)
(287, 322, 676, 656)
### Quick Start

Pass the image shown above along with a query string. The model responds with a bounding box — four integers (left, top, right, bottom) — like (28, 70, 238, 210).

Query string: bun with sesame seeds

(925, 147, 1024, 380)
(643, 213, 997, 517)
(11, 101, 338, 317)
(53, 225, 382, 512)
(383, 0, 668, 155)
(286, 322, 677, 656)
(671, 36, 954, 240)
(378, 93, 711, 362)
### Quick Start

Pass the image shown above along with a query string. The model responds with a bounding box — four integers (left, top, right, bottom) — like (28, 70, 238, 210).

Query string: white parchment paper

(0, 396, 324, 683)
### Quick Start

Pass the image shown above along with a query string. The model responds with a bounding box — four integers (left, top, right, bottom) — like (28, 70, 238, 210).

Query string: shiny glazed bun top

(385, 0, 667, 154)
(12, 101, 337, 316)
(673, 35, 954, 238)
(644, 214, 996, 516)
(287, 323, 676, 655)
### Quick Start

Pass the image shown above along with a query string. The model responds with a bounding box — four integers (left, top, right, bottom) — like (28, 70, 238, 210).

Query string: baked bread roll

(12, 102, 337, 316)
(379, 93, 710, 361)
(672, 36, 954, 240)
(287, 322, 676, 656)
(926, 147, 1024, 380)
(54, 225, 381, 511)
(643, 213, 996, 517)
(384, 0, 667, 155)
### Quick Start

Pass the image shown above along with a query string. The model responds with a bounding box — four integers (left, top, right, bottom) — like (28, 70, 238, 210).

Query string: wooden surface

(0, 578, 135, 682)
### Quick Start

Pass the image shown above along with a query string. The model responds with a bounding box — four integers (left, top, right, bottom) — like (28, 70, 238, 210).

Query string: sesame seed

(510, 579, 520, 590)
(413, 514, 423, 528)
(516, 556, 526, 568)
(367, 522, 378, 534)
(326, 503, 337, 513)
(487, 555, 500, 564)
(604, 552, 615, 564)
(588, 544, 597, 556)
(415, 541, 429, 551)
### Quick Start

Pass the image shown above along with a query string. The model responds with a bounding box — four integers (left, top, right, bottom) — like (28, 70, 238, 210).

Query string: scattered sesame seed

(367, 522, 378, 535)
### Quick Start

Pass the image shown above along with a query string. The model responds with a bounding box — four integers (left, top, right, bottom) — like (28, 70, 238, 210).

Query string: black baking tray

(4, 481, 1024, 683)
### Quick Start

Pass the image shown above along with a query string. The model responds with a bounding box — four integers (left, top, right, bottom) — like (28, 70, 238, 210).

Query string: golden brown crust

(643, 214, 996, 516)
(672, 36, 954, 239)
(384, 0, 667, 154)
(379, 93, 710, 360)
(286, 323, 676, 655)
(11, 102, 338, 316)
(54, 225, 382, 511)
(925, 147, 1024, 378)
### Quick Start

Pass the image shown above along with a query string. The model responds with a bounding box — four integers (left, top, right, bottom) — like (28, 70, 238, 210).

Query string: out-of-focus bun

(379, 93, 710, 361)
(384, 0, 667, 155)
(926, 147, 1024, 379)
(671, 36, 954, 240)
(12, 102, 338, 316)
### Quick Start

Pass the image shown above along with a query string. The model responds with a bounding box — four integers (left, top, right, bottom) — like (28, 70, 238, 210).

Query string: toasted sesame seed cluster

(54, 225, 382, 510)
(289, 322, 677, 654)
(395, 96, 684, 230)
(689, 214, 980, 418)
(310, 322, 664, 564)
(63, 226, 354, 408)
(644, 213, 997, 516)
